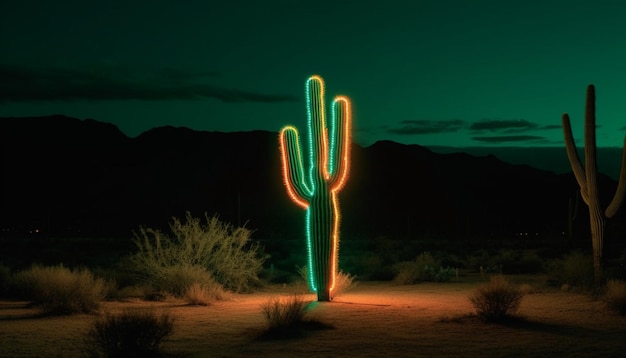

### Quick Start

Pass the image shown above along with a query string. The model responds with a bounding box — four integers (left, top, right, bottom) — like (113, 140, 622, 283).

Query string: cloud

(472, 135, 548, 144)
(470, 119, 538, 132)
(541, 124, 563, 130)
(387, 119, 466, 135)
(0, 64, 298, 103)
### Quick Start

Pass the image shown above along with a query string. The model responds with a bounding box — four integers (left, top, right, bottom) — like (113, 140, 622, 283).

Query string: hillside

(1, 116, 623, 249)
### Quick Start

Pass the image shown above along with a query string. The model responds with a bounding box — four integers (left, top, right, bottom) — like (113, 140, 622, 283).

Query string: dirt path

(1, 280, 625, 357)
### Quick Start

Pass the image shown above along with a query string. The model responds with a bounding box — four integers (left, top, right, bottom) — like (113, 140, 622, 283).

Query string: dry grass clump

(13, 264, 106, 314)
(331, 270, 358, 299)
(603, 279, 626, 315)
(294, 266, 358, 300)
(84, 309, 174, 357)
(184, 281, 229, 306)
(259, 293, 334, 339)
(469, 275, 525, 322)
(261, 294, 308, 330)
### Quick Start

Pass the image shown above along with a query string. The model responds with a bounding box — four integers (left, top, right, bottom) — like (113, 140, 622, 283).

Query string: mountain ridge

(1, 116, 623, 246)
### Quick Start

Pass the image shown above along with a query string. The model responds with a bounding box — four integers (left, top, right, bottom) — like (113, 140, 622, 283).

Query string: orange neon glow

(329, 193, 340, 293)
(279, 126, 310, 209)
(330, 96, 352, 193)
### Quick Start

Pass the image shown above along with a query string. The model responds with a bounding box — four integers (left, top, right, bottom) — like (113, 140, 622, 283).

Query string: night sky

(1, 0, 625, 150)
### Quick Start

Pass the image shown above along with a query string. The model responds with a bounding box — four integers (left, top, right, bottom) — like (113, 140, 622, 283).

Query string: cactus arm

(279, 126, 312, 209)
(306, 75, 330, 183)
(605, 134, 626, 218)
(329, 96, 352, 192)
(562, 113, 590, 204)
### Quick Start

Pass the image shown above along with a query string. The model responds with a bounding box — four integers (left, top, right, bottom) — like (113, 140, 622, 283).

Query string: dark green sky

(1, 0, 625, 149)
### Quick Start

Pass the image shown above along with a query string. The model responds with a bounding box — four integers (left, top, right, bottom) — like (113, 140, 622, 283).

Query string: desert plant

(184, 281, 228, 306)
(603, 279, 626, 315)
(561, 84, 626, 284)
(469, 275, 525, 322)
(392, 261, 421, 285)
(392, 252, 452, 284)
(279, 75, 352, 301)
(0, 262, 12, 298)
(547, 251, 594, 290)
(130, 212, 266, 294)
(330, 270, 358, 299)
(84, 309, 174, 358)
(13, 264, 106, 314)
(295, 265, 356, 299)
(423, 265, 456, 282)
(261, 294, 309, 333)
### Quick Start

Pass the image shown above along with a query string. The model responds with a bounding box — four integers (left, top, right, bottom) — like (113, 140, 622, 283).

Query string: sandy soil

(1, 278, 625, 357)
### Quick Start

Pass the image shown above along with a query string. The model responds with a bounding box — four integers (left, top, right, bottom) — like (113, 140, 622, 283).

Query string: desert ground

(1, 276, 625, 358)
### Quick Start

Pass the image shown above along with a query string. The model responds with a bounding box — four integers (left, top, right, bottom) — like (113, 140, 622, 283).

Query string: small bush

(331, 270, 358, 299)
(392, 261, 420, 285)
(0, 262, 12, 297)
(424, 265, 456, 282)
(547, 251, 594, 289)
(184, 281, 228, 306)
(293, 266, 357, 299)
(469, 275, 525, 322)
(155, 264, 224, 298)
(261, 294, 309, 332)
(393, 252, 453, 284)
(604, 279, 626, 315)
(84, 309, 174, 357)
(14, 264, 106, 314)
(131, 212, 267, 294)
(294, 265, 313, 292)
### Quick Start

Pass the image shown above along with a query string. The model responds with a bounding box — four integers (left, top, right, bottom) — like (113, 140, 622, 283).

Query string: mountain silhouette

(1, 115, 623, 250)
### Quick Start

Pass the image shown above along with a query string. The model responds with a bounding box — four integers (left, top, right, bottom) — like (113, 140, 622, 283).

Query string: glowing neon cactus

(279, 75, 352, 301)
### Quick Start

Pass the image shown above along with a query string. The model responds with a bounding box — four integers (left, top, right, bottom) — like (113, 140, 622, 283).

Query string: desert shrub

(130, 212, 267, 294)
(113, 284, 152, 300)
(0, 262, 12, 297)
(13, 264, 106, 314)
(392, 261, 420, 285)
(261, 294, 309, 332)
(493, 249, 544, 274)
(546, 251, 594, 289)
(156, 264, 223, 297)
(423, 265, 456, 282)
(331, 270, 358, 299)
(466, 249, 493, 273)
(603, 279, 626, 315)
(467, 249, 544, 276)
(293, 265, 357, 299)
(347, 253, 391, 280)
(469, 275, 525, 322)
(84, 309, 174, 358)
(292, 265, 314, 293)
(393, 252, 453, 284)
(184, 281, 228, 306)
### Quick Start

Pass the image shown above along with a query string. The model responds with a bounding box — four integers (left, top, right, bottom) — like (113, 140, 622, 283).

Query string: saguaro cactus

(561, 84, 626, 284)
(279, 75, 352, 301)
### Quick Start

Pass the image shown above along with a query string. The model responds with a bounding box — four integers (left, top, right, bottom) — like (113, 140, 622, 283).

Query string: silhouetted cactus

(561, 84, 626, 284)
(279, 75, 352, 301)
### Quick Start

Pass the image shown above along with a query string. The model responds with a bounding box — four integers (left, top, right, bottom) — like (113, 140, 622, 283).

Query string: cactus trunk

(308, 189, 336, 301)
